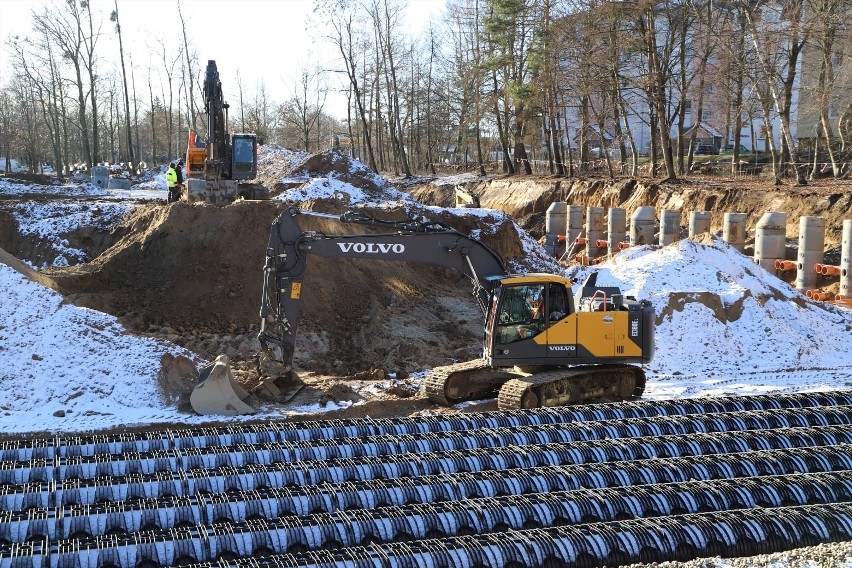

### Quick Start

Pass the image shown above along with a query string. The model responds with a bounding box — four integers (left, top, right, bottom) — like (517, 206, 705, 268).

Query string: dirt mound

(255, 146, 389, 198)
(0, 172, 59, 186)
(44, 201, 539, 375)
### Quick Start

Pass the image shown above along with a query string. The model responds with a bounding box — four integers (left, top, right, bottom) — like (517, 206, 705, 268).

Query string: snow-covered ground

(1, 176, 166, 268)
(571, 237, 852, 399)
(275, 175, 411, 206)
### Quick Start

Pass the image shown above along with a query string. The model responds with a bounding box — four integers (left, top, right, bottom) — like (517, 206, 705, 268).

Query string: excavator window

(233, 137, 254, 164)
(496, 284, 546, 344)
(548, 284, 570, 321)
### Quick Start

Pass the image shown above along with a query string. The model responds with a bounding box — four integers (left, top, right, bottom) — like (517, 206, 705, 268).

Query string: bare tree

(111, 0, 133, 164)
(742, 0, 810, 185)
(33, 2, 94, 166)
(280, 67, 328, 151)
(319, 0, 379, 171)
(177, 1, 198, 132)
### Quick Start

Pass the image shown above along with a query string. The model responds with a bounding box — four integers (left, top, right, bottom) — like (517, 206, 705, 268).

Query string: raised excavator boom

(191, 207, 655, 415)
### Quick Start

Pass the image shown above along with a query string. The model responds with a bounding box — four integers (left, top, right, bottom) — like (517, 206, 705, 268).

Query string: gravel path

(626, 541, 852, 567)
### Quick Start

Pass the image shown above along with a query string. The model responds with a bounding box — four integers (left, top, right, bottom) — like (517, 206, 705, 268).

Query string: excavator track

(425, 359, 519, 406)
(497, 364, 646, 410)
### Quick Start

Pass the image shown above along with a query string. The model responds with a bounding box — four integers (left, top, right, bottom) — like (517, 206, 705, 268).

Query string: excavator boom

(191, 207, 654, 415)
(257, 208, 506, 368)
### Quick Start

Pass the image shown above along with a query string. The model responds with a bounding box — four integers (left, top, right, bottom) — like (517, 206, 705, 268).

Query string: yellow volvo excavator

(191, 208, 654, 414)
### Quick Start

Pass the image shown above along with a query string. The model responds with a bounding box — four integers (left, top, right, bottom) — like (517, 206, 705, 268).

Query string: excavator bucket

(190, 355, 256, 416)
(252, 352, 305, 404)
(252, 371, 305, 403)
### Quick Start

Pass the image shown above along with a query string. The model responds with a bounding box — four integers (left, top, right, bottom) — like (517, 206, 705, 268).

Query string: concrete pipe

(754, 212, 787, 272)
(586, 207, 606, 259)
(659, 210, 682, 246)
(630, 206, 657, 247)
(688, 211, 712, 237)
(795, 216, 825, 291)
(723, 213, 748, 253)
(566, 205, 585, 254)
(841, 220, 851, 299)
(91, 165, 109, 189)
(607, 208, 627, 254)
(545, 202, 568, 258)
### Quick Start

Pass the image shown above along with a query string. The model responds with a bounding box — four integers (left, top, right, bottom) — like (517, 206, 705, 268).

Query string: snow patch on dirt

(0, 178, 107, 197)
(276, 177, 411, 207)
(9, 201, 130, 267)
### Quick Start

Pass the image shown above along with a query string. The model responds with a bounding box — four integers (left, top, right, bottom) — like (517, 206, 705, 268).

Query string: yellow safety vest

(166, 168, 177, 188)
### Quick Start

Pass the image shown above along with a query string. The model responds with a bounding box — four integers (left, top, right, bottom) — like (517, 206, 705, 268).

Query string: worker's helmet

(169, 162, 176, 168)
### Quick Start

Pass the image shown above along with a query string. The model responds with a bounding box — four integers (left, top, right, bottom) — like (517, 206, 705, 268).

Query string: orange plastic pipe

(808, 290, 833, 301)
(595, 239, 609, 248)
(618, 242, 630, 250)
(820, 265, 841, 276)
(775, 260, 797, 271)
(557, 235, 567, 243)
(576, 237, 587, 245)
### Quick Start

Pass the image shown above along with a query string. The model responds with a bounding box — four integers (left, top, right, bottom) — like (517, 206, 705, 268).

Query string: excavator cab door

(231, 134, 257, 180)
(487, 283, 550, 363)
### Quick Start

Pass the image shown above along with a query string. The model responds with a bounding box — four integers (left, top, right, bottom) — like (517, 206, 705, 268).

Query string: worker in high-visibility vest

(166, 162, 178, 203)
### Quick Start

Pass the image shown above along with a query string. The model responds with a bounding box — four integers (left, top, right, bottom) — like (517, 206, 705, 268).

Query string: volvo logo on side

(548, 345, 576, 351)
(338, 242, 405, 254)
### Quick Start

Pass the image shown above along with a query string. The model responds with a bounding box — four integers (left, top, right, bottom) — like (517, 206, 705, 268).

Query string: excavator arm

(257, 208, 507, 371)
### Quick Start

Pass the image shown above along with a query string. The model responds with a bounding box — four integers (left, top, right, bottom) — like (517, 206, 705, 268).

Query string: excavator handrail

(589, 289, 608, 312)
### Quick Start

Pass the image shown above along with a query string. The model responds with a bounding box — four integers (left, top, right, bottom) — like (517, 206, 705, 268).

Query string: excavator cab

(485, 274, 653, 368)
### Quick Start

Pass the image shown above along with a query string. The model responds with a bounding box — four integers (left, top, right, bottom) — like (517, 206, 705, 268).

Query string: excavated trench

(2, 174, 849, 392)
(0, 174, 852, 375)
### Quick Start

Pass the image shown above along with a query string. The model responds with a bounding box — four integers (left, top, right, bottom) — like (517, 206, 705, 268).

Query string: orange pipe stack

(774, 260, 797, 271)
(806, 289, 833, 301)
(815, 264, 841, 276)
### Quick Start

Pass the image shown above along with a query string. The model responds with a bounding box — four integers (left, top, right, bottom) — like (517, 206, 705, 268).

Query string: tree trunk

(492, 71, 513, 174)
(113, 1, 134, 165)
(148, 74, 157, 164)
(177, 2, 197, 131)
